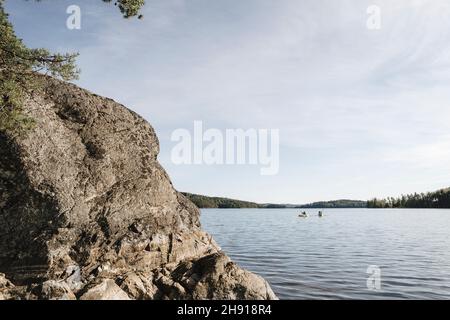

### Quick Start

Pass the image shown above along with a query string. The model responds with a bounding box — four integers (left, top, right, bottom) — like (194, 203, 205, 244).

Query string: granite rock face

(0, 78, 277, 300)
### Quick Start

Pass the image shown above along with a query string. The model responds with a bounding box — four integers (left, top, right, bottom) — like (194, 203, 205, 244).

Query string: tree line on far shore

(182, 193, 260, 209)
(185, 187, 450, 209)
(367, 188, 450, 208)
(182, 193, 366, 209)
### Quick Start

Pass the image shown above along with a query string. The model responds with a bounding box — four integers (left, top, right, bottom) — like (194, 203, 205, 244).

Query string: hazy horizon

(6, 0, 450, 203)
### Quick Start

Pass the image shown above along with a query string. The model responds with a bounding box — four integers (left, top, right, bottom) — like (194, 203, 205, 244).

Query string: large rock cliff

(0, 79, 277, 300)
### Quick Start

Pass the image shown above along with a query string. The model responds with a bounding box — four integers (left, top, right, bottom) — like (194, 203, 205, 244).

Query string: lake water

(200, 209, 450, 300)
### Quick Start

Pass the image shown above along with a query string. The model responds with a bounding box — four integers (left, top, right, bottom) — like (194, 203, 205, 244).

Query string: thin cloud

(5, 0, 450, 202)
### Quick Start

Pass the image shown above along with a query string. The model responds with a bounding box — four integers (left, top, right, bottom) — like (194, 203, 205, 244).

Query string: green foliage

(182, 193, 261, 209)
(296, 200, 367, 209)
(0, 0, 145, 135)
(183, 193, 367, 209)
(31, 0, 145, 18)
(102, 0, 145, 19)
(0, 2, 79, 134)
(367, 188, 450, 208)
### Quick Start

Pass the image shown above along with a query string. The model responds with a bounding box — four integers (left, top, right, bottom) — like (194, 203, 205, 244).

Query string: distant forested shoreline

(367, 188, 450, 208)
(184, 187, 450, 209)
(295, 200, 367, 208)
(182, 193, 366, 209)
(182, 193, 260, 208)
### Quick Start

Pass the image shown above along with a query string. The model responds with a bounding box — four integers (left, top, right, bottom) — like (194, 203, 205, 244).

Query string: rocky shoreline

(0, 78, 277, 300)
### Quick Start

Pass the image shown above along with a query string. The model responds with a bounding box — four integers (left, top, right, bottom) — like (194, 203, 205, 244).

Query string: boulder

(168, 253, 278, 300)
(80, 279, 130, 300)
(39, 280, 76, 300)
(0, 273, 14, 300)
(0, 78, 277, 300)
(119, 272, 158, 299)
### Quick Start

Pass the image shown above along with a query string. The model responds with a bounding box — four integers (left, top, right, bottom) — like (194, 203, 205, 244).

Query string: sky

(5, 0, 450, 203)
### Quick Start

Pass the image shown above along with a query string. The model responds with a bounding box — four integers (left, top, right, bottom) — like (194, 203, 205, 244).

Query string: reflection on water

(200, 208, 450, 299)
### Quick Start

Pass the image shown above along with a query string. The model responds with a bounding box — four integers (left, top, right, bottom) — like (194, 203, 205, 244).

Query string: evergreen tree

(0, 0, 145, 134)
(368, 188, 450, 209)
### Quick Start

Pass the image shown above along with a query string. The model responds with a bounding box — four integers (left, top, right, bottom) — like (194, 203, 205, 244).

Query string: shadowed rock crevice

(0, 135, 63, 284)
(0, 78, 277, 300)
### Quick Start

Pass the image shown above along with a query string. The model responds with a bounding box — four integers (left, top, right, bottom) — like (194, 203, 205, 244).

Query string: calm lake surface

(200, 209, 450, 300)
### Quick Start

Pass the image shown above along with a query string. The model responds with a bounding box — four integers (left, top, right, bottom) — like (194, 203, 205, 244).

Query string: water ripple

(201, 208, 450, 300)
